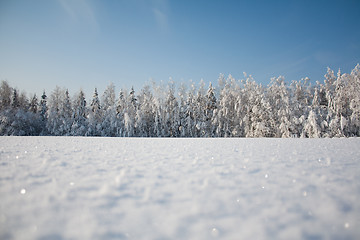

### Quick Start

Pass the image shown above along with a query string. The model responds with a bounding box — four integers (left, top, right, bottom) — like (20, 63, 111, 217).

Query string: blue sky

(0, 0, 359, 97)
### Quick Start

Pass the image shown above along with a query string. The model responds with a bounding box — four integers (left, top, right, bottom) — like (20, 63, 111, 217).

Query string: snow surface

(0, 137, 360, 240)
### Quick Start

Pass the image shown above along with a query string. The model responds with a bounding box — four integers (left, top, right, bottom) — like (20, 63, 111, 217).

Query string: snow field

(0, 137, 359, 239)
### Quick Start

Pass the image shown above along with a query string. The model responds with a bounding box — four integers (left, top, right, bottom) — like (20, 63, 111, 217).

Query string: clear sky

(0, 0, 359, 97)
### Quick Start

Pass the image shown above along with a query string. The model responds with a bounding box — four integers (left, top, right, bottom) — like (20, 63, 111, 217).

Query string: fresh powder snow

(0, 137, 359, 239)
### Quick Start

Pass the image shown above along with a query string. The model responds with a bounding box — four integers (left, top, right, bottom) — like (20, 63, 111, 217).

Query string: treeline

(0, 65, 359, 138)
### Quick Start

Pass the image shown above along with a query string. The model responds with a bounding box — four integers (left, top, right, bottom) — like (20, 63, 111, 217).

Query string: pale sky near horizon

(0, 0, 359, 98)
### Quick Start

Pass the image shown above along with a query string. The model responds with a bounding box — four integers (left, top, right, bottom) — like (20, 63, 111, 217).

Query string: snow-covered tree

(136, 85, 156, 137)
(216, 76, 233, 137)
(267, 76, 292, 137)
(100, 83, 117, 136)
(163, 82, 179, 137)
(290, 78, 312, 137)
(87, 88, 102, 136)
(29, 94, 38, 114)
(348, 64, 360, 136)
(178, 83, 188, 137)
(72, 90, 87, 136)
(46, 86, 63, 135)
(18, 91, 29, 110)
(183, 82, 197, 137)
(123, 87, 137, 137)
(61, 90, 73, 135)
(303, 110, 321, 138)
(12, 89, 20, 109)
(91, 88, 101, 113)
(249, 87, 273, 138)
(102, 83, 116, 111)
(115, 89, 126, 137)
(39, 91, 48, 134)
(0, 81, 12, 110)
(45, 87, 72, 136)
(203, 83, 217, 137)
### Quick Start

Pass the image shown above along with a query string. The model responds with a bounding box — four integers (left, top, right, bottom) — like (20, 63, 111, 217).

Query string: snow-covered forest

(1, 65, 359, 137)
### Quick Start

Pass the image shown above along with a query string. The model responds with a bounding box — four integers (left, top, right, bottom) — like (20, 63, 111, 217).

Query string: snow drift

(0, 137, 359, 239)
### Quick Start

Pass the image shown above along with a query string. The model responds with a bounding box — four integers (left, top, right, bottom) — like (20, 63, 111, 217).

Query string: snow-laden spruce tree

(193, 80, 207, 137)
(231, 73, 253, 137)
(228, 76, 243, 137)
(241, 78, 272, 137)
(232, 76, 252, 138)
(47, 87, 72, 136)
(0, 81, 12, 111)
(329, 65, 360, 137)
(348, 64, 360, 136)
(303, 109, 321, 138)
(39, 91, 48, 134)
(0, 84, 18, 135)
(29, 94, 38, 114)
(71, 90, 87, 136)
(163, 81, 179, 137)
(11, 89, 20, 109)
(290, 77, 312, 137)
(177, 83, 188, 137)
(87, 88, 102, 136)
(122, 87, 137, 137)
(183, 82, 197, 137)
(320, 67, 340, 137)
(323, 69, 356, 137)
(61, 90, 73, 135)
(0, 81, 12, 135)
(151, 82, 165, 137)
(239, 76, 256, 137)
(46, 86, 62, 135)
(253, 91, 273, 138)
(115, 89, 126, 137)
(333, 70, 350, 136)
(100, 83, 117, 136)
(267, 76, 292, 138)
(311, 88, 322, 127)
(204, 82, 217, 137)
(216, 75, 238, 137)
(135, 85, 156, 137)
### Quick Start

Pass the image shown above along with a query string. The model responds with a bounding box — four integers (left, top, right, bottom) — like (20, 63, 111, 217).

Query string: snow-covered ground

(0, 137, 359, 240)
